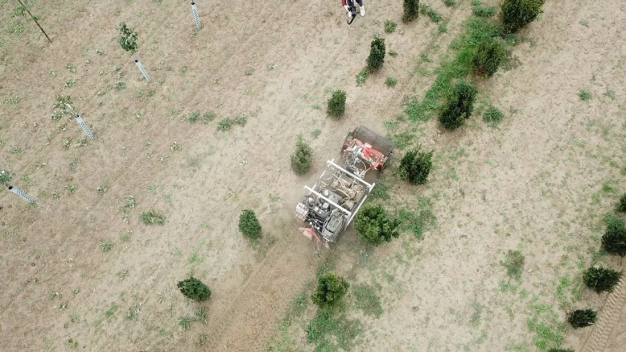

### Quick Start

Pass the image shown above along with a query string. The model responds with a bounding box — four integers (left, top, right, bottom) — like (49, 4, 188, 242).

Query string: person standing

(342, 0, 365, 17)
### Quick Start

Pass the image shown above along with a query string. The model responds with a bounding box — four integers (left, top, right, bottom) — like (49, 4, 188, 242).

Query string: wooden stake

(16, 0, 52, 43)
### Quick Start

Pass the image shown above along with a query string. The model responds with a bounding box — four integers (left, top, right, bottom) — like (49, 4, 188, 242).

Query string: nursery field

(0, 0, 625, 351)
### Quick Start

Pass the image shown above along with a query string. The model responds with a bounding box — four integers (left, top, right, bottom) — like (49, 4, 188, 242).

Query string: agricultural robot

(295, 126, 395, 250)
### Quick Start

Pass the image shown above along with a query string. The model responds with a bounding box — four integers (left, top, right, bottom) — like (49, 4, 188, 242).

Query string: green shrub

(117, 22, 138, 53)
(473, 5, 496, 18)
(618, 193, 626, 212)
(567, 309, 597, 328)
(403, 0, 420, 23)
(602, 217, 626, 256)
(140, 210, 165, 225)
(399, 148, 433, 185)
(439, 81, 477, 130)
(177, 277, 211, 302)
(312, 273, 349, 308)
(0, 170, 11, 185)
(291, 135, 313, 175)
(354, 204, 401, 246)
(385, 77, 397, 87)
(327, 90, 346, 118)
(367, 37, 386, 72)
(384, 20, 397, 33)
(239, 209, 262, 240)
(472, 38, 507, 77)
(443, 0, 456, 7)
(501, 250, 525, 279)
(501, 0, 545, 33)
(583, 267, 622, 293)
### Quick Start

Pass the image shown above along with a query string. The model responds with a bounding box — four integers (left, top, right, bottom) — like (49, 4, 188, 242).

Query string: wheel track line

(581, 277, 626, 352)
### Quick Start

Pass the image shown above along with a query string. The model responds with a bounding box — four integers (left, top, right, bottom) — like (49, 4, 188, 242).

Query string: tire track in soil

(580, 277, 626, 352)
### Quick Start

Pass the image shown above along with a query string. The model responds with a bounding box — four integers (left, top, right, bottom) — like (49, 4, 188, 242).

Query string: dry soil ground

(0, 0, 625, 351)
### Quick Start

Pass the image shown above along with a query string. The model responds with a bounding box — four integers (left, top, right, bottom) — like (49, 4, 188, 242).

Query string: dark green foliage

(618, 193, 626, 212)
(117, 22, 138, 53)
(327, 90, 346, 118)
(472, 38, 507, 77)
(367, 37, 386, 72)
(140, 210, 165, 225)
(602, 217, 626, 256)
(354, 205, 401, 246)
(439, 81, 477, 130)
(568, 309, 597, 328)
(583, 267, 622, 293)
(239, 209, 262, 240)
(403, 0, 419, 23)
(399, 148, 433, 185)
(291, 135, 313, 175)
(312, 273, 349, 308)
(0, 170, 11, 185)
(501, 0, 545, 33)
(473, 6, 496, 18)
(177, 277, 211, 302)
(501, 250, 525, 279)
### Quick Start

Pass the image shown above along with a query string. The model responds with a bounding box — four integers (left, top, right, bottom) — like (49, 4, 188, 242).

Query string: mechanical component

(295, 126, 395, 246)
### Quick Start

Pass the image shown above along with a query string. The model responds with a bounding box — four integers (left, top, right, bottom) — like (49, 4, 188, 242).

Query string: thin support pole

(134, 60, 152, 83)
(191, 2, 202, 30)
(16, 0, 52, 43)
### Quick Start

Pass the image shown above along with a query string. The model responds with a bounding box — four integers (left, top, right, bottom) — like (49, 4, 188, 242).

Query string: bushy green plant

(399, 148, 433, 185)
(291, 135, 313, 175)
(618, 193, 626, 212)
(367, 37, 386, 72)
(500, 0, 545, 33)
(0, 170, 11, 185)
(601, 217, 626, 256)
(354, 205, 401, 246)
(583, 267, 622, 293)
(117, 22, 138, 53)
(311, 273, 349, 308)
(238, 209, 262, 240)
(403, 0, 419, 23)
(472, 38, 507, 77)
(177, 277, 211, 302)
(327, 90, 346, 118)
(439, 81, 477, 130)
(567, 309, 597, 328)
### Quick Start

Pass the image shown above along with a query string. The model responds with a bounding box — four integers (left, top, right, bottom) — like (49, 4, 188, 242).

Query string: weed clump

(567, 309, 597, 328)
(239, 209, 262, 240)
(472, 38, 507, 77)
(578, 90, 592, 101)
(403, 0, 420, 23)
(501, 0, 545, 33)
(617, 193, 626, 212)
(601, 217, 626, 257)
(473, 6, 496, 18)
(443, 0, 456, 7)
(0, 170, 11, 185)
(384, 20, 397, 33)
(583, 267, 622, 293)
(291, 135, 313, 175)
(177, 277, 211, 302)
(354, 204, 401, 246)
(140, 210, 165, 225)
(421, 5, 442, 22)
(399, 147, 433, 185)
(367, 37, 386, 72)
(327, 90, 346, 118)
(385, 77, 398, 87)
(117, 22, 138, 53)
(312, 272, 349, 308)
(501, 250, 525, 279)
(483, 106, 504, 125)
(439, 81, 477, 130)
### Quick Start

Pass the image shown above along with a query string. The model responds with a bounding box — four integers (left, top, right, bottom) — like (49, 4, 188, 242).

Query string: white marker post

(75, 114, 95, 140)
(8, 186, 35, 204)
(135, 60, 152, 82)
(191, 2, 202, 30)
